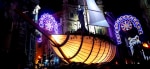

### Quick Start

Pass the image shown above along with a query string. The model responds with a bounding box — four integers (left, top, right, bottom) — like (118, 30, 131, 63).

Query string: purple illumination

(38, 13, 60, 34)
(37, 37, 42, 43)
(114, 15, 143, 44)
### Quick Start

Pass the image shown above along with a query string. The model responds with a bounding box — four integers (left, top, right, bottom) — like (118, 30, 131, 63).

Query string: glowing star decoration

(38, 13, 61, 34)
(114, 15, 143, 44)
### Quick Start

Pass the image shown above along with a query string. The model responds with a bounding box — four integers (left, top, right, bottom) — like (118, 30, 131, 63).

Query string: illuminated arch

(114, 15, 143, 44)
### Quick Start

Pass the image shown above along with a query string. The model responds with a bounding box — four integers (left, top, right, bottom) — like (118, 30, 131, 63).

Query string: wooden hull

(50, 35, 116, 64)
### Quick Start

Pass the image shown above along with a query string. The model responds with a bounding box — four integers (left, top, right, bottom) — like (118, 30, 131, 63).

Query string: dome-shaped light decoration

(38, 13, 61, 34)
(50, 35, 116, 64)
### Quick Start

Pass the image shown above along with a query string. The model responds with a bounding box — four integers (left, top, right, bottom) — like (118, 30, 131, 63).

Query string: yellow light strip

(92, 41, 105, 63)
(51, 35, 67, 44)
(98, 42, 110, 62)
(100, 46, 109, 62)
(84, 40, 101, 63)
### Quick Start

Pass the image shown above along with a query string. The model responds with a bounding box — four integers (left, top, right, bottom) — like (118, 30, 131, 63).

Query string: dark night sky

(102, 0, 141, 16)
(0, 0, 62, 13)
(39, 0, 63, 13)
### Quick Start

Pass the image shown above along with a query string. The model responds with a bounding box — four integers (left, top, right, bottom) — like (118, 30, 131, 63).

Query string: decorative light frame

(114, 15, 143, 44)
(38, 13, 59, 34)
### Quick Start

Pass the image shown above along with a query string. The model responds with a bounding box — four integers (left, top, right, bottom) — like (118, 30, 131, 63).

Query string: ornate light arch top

(114, 15, 143, 44)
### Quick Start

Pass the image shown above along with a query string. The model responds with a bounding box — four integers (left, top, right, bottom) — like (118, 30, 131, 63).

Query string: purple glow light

(38, 13, 59, 34)
(37, 37, 42, 43)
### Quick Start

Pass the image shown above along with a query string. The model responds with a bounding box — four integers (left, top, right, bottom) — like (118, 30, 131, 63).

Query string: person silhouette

(77, 5, 87, 32)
